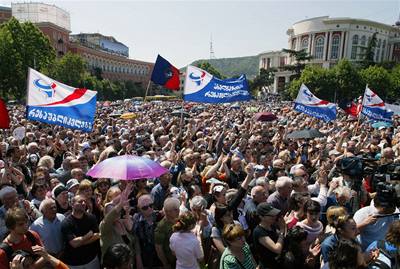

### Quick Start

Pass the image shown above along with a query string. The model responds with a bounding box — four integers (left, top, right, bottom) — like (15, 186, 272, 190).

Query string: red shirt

(0, 231, 42, 269)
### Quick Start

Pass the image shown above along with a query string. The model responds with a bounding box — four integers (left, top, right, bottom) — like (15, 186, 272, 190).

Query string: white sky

(1, 0, 399, 67)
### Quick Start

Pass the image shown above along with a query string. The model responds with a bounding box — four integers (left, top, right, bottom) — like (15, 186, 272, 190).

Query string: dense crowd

(0, 98, 399, 269)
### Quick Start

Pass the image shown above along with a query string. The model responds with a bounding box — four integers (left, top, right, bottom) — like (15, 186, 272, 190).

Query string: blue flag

(183, 65, 251, 103)
(26, 68, 97, 132)
(294, 84, 336, 122)
(361, 86, 393, 122)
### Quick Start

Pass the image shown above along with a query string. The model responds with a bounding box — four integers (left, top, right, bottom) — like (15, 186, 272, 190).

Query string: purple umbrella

(87, 155, 169, 180)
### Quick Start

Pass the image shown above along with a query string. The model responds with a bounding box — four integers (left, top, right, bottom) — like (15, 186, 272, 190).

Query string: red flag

(0, 98, 10, 129)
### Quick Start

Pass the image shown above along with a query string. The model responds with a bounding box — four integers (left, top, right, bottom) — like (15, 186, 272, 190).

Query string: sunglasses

(141, 203, 153, 211)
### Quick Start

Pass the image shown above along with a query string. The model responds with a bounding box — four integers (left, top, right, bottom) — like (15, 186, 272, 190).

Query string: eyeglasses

(141, 203, 153, 211)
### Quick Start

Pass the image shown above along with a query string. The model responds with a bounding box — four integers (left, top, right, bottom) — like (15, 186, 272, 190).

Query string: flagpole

(143, 80, 151, 102)
(353, 85, 366, 135)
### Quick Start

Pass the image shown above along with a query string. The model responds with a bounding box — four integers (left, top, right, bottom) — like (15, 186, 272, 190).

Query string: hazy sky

(1, 0, 399, 67)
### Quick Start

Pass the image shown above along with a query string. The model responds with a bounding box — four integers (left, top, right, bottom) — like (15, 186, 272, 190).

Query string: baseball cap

(66, 179, 79, 191)
(52, 184, 67, 199)
(212, 185, 225, 194)
(257, 202, 281, 217)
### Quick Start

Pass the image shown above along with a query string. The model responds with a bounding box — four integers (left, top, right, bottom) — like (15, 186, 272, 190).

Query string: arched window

(301, 37, 309, 52)
(351, 35, 359, 59)
(360, 36, 366, 46)
(314, 36, 324, 59)
(330, 35, 340, 59)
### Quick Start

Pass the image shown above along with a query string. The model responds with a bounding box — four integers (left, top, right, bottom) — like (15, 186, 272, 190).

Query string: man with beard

(60, 195, 100, 269)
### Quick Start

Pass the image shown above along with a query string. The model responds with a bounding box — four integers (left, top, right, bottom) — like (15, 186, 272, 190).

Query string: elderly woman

(133, 194, 162, 269)
(100, 183, 135, 263)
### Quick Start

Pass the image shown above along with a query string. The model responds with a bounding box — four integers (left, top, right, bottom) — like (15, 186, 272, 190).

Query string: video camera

(375, 181, 399, 209)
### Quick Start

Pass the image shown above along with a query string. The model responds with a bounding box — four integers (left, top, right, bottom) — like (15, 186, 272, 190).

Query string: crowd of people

(0, 98, 399, 269)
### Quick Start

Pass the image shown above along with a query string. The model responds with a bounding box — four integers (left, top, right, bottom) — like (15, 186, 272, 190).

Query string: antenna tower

(210, 34, 216, 59)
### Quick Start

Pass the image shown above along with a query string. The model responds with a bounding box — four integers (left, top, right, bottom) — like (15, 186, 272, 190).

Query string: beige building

(260, 16, 400, 93)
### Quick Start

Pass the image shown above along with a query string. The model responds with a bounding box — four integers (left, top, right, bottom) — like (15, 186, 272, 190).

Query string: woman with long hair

(170, 211, 204, 269)
(220, 224, 256, 269)
(321, 214, 359, 263)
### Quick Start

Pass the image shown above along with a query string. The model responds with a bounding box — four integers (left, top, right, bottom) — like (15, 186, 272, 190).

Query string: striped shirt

(220, 243, 256, 269)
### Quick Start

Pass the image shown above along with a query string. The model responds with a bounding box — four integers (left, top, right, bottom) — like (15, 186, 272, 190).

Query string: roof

(292, 16, 399, 32)
(0, 6, 11, 12)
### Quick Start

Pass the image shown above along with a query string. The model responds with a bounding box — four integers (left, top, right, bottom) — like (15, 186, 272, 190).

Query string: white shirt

(170, 232, 203, 269)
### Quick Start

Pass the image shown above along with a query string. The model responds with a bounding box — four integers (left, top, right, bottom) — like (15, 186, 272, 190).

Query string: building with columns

(260, 16, 400, 93)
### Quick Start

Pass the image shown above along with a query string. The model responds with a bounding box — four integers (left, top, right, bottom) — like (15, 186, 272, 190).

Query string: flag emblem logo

(189, 71, 206, 86)
(34, 79, 56, 98)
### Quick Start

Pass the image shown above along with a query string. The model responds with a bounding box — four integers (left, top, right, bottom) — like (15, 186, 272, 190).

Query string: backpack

(368, 240, 399, 269)
(0, 231, 38, 262)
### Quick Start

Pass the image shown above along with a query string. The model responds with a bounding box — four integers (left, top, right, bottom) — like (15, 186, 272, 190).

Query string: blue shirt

(321, 234, 338, 262)
(30, 213, 65, 254)
(353, 205, 400, 251)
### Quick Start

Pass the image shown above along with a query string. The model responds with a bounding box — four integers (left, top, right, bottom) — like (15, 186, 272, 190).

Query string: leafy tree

(196, 62, 225, 79)
(48, 52, 87, 87)
(250, 68, 276, 95)
(359, 65, 393, 99)
(332, 59, 363, 101)
(286, 65, 335, 101)
(281, 48, 312, 78)
(0, 18, 55, 100)
(360, 32, 377, 68)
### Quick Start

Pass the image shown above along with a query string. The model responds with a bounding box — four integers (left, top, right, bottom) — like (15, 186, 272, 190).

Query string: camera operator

(334, 158, 369, 215)
(353, 182, 400, 251)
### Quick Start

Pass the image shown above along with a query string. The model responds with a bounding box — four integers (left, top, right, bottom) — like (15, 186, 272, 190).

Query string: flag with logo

(361, 86, 393, 122)
(184, 65, 251, 103)
(150, 55, 180, 91)
(26, 68, 97, 132)
(293, 84, 336, 122)
(0, 98, 10, 129)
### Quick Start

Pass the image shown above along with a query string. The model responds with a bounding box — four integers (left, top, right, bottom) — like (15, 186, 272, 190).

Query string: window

(381, 40, 386, 61)
(301, 37, 309, 52)
(360, 36, 366, 46)
(351, 35, 359, 59)
(330, 35, 340, 59)
(314, 36, 324, 59)
(280, 57, 286, 67)
(267, 58, 271, 69)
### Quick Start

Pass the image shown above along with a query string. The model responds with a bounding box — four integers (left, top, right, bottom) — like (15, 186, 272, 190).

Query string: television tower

(210, 34, 216, 59)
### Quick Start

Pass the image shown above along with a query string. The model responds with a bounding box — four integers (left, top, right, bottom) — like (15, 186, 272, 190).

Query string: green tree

(196, 62, 225, 79)
(332, 59, 363, 101)
(359, 65, 393, 99)
(281, 48, 312, 78)
(48, 52, 87, 87)
(390, 65, 400, 100)
(250, 68, 276, 95)
(360, 32, 377, 68)
(286, 65, 336, 101)
(0, 18, 55, 100)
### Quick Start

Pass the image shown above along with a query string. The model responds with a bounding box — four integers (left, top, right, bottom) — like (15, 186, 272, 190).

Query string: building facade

(11, 3, 71, 57)
(0, 6, 11, 24)
(260, 16, 400, 93)
(68, 41, 153, 87)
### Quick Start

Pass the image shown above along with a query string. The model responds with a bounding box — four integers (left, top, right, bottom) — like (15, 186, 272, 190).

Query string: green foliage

(0, 18, 55, 100)
(287, 65, 335, 101)
(250, 68, 275, 95)
(285, 59, 400, 102)
(47, 52, 87, 87)
(361, 32, 377, 68)
(332, 59, 363, 100)
(195, 62, 225, 79)
(281, 48, 312, 78)
(191, 56, 259, 79)
(359, 65, 393, 99)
